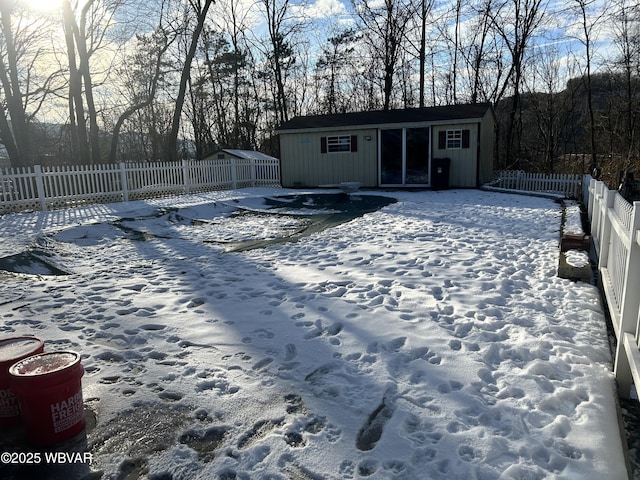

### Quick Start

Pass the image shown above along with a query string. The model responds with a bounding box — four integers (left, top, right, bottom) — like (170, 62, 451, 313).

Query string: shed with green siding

(275, 103, 495, 189)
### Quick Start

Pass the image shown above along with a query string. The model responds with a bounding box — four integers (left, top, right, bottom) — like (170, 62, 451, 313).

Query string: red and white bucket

(10, 351, 85, 446)
(0, 336, 44, 427)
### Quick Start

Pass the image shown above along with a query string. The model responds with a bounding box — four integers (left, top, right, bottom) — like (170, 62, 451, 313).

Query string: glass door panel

(380, 129, 403, 185)
(406, 127, 429, 185)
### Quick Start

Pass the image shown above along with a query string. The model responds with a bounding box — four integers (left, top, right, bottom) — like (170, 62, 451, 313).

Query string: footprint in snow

(179, 426, 230, 462)
(278, 453, 325, 478)
(284, 394, 306, 414)
(304, 320, 344, 342)
(237, 417, 285, 449)
(357, 458, 380, 476)
(284, 343, 297, 361)
(339, 460, 356, 478)
(356, 390, 396, 451)
(252, 357, 273, 371)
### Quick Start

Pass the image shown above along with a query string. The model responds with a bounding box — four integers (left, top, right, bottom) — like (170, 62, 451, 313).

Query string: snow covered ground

(0, 188, 629, 479)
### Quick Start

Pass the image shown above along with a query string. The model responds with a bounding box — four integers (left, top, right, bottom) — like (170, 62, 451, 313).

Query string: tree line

(0, 0, 638, 188)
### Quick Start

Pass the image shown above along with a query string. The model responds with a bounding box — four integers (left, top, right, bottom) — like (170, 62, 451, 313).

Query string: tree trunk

(110, 31, 172, 164)
(0, 2, 32, 167)
(167, 0, 214, 163)
(76, 1, 101, 163)
(418, 0, 427, 107)
(62, 0, 91, 165)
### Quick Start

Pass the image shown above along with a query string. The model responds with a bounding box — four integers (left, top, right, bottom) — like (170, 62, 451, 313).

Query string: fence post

(119, 162, 129, 202)
(33, 165, 47, 211)
(614, 201, 640, 396)
(587, 177, 596, 218)
(251, 159, 256, 187)
(597, 187, 616, 270)
(182, 159, 191, 194)
(230, 158, 237, 189)
(516, 171, 522, 190)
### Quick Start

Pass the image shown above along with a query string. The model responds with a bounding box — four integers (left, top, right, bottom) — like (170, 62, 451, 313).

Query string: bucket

(10, 351, 85, 446)
(0, 336, 44, 427)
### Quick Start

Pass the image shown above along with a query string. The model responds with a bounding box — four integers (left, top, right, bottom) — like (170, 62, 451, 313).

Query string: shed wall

(280, 129, 378, 187)
(431, 124, 479, 188)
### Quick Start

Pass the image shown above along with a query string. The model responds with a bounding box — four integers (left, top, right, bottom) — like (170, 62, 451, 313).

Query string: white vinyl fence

(0, 158, 281, 214)
(586, 177, 640, 397)
(491, 170, 582, 198)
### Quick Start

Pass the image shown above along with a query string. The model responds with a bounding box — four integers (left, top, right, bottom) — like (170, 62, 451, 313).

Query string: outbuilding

(203, 149, 278, 163)
(275, 103, 495, 189)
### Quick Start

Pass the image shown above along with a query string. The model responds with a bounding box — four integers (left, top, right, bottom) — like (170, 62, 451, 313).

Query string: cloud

(295, 0, 349, 20)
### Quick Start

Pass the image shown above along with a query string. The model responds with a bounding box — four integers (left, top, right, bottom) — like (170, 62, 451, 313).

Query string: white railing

(587, 176, 640, 398)
(0, 158, 281, 214)
(492, 170, 582, 198)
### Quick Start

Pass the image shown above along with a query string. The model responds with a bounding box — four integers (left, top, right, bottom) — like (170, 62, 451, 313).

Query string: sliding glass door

(379, 127, 430, 186)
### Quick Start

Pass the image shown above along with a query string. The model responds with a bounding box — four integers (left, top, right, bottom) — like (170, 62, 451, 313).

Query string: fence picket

(492, 170, 581, 198)
(586, 176, 640, 399)
(0, 158, 281, 214)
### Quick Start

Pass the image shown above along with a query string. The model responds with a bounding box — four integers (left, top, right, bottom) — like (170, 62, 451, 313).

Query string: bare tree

(572, 0, 607, 171)
(186, 25, 254, 155)
(417, 0, 435, 107)
(62, 0, 90, 164)
(459, 0, 501, 104)
(402, 0, 434, 107)
(610, 0, 640, 178)
(166, 0, 214, 162)
(490, 0, 547, 167)
(211, 0, 256, 148)
(109, 28, 174, 164)
(351, 0, 415, 110)
(61, 0, 125, 164)
(443, 0, 465, 103)
(201, 28, 232, 148)
(315, 28, 358, 114)
(523, 45, 568, 171)
(256, 0, 303, 125)
(0, 1, 53, 167)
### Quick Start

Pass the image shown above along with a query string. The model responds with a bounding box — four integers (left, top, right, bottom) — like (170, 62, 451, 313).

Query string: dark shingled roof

(277, 103, 493, 132)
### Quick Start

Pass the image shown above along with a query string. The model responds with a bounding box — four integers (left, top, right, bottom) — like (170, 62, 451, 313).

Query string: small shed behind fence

(203, 149, 279, 163)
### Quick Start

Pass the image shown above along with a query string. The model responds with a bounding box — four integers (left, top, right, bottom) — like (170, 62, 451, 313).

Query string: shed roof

(205, 149, 279, 161)
(276, 103, 494, 133)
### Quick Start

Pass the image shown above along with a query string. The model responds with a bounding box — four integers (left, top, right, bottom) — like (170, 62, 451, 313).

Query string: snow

(564, 250, 591, 268)
(0, 188, 628, 479)
(562, 201, 584, 236)
(0, 337, 42, 362)
(560, 200, 591, 270)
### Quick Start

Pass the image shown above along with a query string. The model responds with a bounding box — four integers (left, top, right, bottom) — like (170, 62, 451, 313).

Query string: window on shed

(438, 129, 470, 149)
(321, 135, 358, 153)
